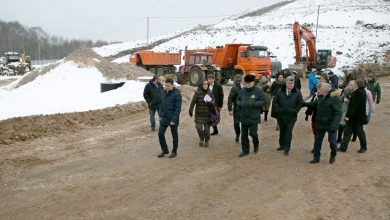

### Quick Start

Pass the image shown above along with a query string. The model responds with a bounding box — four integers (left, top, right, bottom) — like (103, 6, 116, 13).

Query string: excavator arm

(293, 21, 317, 68)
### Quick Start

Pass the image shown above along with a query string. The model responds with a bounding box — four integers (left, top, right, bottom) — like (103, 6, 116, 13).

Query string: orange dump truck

(185, 44, 272, 84)
(130, 50, 181, 75)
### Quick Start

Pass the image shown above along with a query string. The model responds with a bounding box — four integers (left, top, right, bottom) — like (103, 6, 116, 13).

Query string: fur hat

(244, 74, 255, 83)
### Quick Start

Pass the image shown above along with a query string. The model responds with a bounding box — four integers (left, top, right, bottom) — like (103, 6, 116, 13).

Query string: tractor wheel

(173, 72, 183, 84)
(157, 67, 164, 75)
(232, 72, 243, 83)
(215, 72, 222, 84)
(189, 67, 205, 86)
(149, 67, 156, 74)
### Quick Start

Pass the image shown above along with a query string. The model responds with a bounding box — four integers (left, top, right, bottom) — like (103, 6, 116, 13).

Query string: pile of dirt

(66, 45, 152, 80)
(15, 63, 60, 88)
(0, 101, 147, 145)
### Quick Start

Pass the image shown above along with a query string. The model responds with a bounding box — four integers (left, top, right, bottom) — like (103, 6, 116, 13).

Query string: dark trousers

(212, 108, 221, 133)
(195, 122, 210, 141)
(241, 122, 259, 154)
(158, 124, 178, 153)
(233, 116, 240, 137)
(278, 120, 296, 152)
(313, 130, 337, 160)
(340, 123, 367, 151)
(148, 107, 160, 129)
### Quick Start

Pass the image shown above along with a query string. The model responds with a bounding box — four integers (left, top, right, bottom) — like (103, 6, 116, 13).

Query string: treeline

(0, 20, 119, 60)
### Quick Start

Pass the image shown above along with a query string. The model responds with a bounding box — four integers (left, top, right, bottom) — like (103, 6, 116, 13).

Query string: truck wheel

(173, 72, 183, 84)
(189, 67, 205, 86)
(149, 68, 156, 74)
(157, 67, 164, 75)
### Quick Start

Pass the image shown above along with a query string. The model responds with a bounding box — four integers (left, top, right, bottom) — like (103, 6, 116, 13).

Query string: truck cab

(235, 45, 272, 81)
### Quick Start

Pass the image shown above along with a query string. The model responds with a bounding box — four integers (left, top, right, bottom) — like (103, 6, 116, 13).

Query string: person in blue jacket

(157, 78, 182, 158)
(308, 69, 318, 95)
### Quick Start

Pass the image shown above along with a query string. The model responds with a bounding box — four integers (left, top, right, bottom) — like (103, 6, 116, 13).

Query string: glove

(305, 115, 309, 121)
(189, 112, 193, 117)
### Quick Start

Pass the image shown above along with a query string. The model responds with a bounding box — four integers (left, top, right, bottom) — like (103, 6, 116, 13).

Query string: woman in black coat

(189, 80, 215, 147)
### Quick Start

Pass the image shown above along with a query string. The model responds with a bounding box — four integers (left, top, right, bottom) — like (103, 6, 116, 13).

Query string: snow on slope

(0, 61, 147, 120)
(98, 0, 389, 71)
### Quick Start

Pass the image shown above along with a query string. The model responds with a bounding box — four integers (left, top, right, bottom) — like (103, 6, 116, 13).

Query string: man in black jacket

(208, 74, 224, 135)
(228, 76, 244, 143)
(271, 76, 304, 156)
(338, 79, 368, 153)
(143, 75, 164, 131)
(305, 82, 342, 164)
(237, 74, 266, 157)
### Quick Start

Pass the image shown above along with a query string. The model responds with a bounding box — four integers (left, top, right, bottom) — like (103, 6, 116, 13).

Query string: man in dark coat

(305, 82, 342, 164)
(157, 78, 182, 158)
(328, 71, 339, 90)
(143, 75, 164, 131)
(228, 76, 244, 143)
(338, 79, 368, 153)
(271, 76, 304, 156)
(208, 74, 224, 135)
(237, 74, 266, 157)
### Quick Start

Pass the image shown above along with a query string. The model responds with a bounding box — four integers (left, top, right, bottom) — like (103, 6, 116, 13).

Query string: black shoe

(357, 148, 367, 153)
(329, 156, 336, 164)
(310, 159, 320, 164)
(168, 152, 177, 158)
(238, 152, 249, 158)
(254, 146, 259, 154)
(235, 136, 239, 143)
(157, 151, 168, 158)
(277, 147, 284, 151)
(337, 147, 346, 152)
(284, 150, 289, 156)
(211, 131, 218, 136)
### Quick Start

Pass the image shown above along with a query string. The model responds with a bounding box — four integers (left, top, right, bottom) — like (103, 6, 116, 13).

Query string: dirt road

(0, 79, 389, 219)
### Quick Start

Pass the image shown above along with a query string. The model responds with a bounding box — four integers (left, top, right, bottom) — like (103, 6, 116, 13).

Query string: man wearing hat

(236, 74, 266, 157)
(207, 74, 224, 135)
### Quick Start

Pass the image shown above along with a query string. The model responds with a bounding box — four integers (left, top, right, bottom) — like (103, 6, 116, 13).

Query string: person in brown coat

(189, 80, 215, 147)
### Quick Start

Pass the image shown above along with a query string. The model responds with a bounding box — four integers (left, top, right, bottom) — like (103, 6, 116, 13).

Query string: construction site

(0, 0, 389, 219)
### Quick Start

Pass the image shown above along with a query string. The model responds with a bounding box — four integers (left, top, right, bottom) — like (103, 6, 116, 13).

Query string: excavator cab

(317, 49, 333, 70)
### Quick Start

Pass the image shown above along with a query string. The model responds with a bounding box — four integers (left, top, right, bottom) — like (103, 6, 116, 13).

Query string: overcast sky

(1, 0, 283, 43)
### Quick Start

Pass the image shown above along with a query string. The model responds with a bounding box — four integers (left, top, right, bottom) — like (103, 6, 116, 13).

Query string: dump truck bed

(211, 44, 250, 68)
(131, 51, 181, 65)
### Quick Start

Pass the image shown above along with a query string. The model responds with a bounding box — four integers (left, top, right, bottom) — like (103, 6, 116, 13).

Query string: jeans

(241, 122, 259, 154)
(158, 124, 178, 154)
(149, 108, 160, 129)
(278, 120, 296, 152)
(313, 130, 337, 161)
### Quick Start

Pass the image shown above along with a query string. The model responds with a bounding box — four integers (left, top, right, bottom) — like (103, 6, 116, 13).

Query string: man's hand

(344, 117, 349, 121)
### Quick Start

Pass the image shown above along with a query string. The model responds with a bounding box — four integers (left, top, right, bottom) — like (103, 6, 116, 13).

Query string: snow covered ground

(0, 61, 147, 121)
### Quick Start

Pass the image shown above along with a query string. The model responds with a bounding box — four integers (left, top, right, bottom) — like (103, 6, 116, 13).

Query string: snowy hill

(96, 0, 390, 72)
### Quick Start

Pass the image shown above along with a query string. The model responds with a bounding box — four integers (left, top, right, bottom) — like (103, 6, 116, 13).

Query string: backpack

(210, 104, 220, 127)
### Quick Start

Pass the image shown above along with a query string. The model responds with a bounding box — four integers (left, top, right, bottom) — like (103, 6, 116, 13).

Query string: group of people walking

(143, 70, 381, 164)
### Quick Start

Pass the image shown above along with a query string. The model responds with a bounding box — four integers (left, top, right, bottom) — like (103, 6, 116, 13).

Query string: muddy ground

(0, 78, 389, 219)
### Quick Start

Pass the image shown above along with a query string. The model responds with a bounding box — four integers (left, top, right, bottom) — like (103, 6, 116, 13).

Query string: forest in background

(0, 20, 119, 60)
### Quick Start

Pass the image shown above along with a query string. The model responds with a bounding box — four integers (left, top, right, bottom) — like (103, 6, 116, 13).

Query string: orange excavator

(289, 21, 336, 76)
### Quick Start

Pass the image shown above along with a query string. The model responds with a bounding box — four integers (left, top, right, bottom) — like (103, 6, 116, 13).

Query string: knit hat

(320, 72, 328, 80)
(244, 74, 256, 83)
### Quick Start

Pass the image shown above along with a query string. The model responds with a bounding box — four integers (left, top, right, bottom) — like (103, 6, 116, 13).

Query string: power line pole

(146, 17, 150, 45)
(315, 5, 320, 46)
